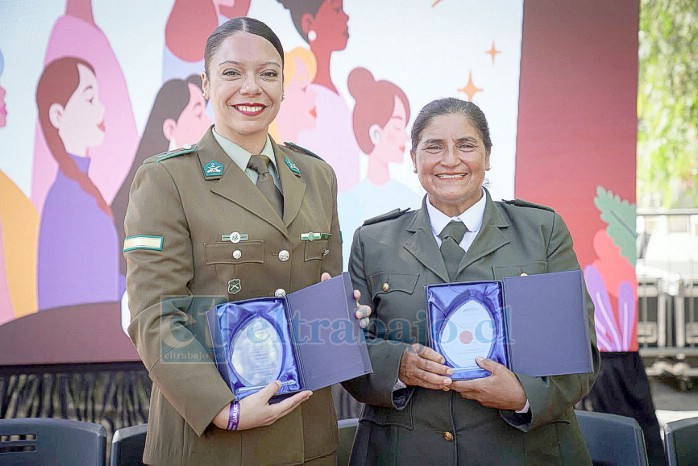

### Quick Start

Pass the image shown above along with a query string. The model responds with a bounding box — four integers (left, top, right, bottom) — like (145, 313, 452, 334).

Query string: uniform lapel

(403, 199, 450, 282)
(274, 142, 306, 228)
(197, 129, 288, 236)
(456, 190, 510, 276)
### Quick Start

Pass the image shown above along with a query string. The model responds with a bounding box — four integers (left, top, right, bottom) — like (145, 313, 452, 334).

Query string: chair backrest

(110, 424, 148, 466)
(0, 417, 106, 466)
(664, 416, 698, 466)
(575, 410, 649, 466)
(337, 418, 358, 466)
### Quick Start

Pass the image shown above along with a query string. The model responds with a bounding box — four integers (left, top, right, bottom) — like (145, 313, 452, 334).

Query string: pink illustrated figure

(112, 75, 211, 278)
(278, 0, 360, 192)
(338, 67, 420, 267)
(0, 49, 39, 323)
(163, 0, 251, 81)
(30, 0, 138, 215)
(270, 47, 317, 143)
(36, 57, 120, 310)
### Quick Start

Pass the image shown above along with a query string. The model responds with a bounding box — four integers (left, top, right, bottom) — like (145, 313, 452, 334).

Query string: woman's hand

(320, 272, 372, 328)
(213, 381, 312, 431)
(450, 357, 527, 410)
(399, 343, 453, 390)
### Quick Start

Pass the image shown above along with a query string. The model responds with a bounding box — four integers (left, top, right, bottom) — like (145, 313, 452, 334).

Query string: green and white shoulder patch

(123, 235, 164, 252)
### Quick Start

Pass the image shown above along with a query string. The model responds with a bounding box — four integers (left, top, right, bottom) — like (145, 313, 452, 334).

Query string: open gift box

(426, 270, 594, 380)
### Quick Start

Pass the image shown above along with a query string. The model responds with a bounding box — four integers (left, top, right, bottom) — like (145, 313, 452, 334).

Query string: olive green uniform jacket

(125, 128, 341, 465)
(343, 191, 601, 465)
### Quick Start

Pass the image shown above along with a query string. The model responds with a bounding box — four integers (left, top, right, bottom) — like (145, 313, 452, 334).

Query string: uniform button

(382, 282, 390, 292)
(443, 431, 454, 442)
(275, 288, 286, 297)
(278, 250, 290, 262)
(520, 272, 528, 277)
(232, 250, 242, 260)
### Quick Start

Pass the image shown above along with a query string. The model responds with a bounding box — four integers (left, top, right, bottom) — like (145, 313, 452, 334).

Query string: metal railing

(636, 209, 698, 386)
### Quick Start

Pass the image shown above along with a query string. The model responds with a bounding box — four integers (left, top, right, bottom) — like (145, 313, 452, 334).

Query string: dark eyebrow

(455, 137, 479, 144)
(218, 60, 281, 68)
(420, 138, 445, 145)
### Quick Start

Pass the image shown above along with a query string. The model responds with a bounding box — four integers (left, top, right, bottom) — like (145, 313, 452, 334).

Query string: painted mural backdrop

(0, 0, 638, 364)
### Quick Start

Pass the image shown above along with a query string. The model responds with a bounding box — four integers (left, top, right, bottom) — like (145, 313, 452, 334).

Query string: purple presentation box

(426, 270, 593, 380)
(207, 272, 372, 400)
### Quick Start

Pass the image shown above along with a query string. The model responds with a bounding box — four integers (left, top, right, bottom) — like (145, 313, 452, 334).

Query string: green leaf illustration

(594, 186, 637, 265)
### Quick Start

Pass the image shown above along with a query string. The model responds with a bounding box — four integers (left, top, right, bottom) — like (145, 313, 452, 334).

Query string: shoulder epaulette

(363, 208, 411, 226)
(147, 144, 197, 164)
(283, 141, 325, 162)
(500, 199, 554, 212)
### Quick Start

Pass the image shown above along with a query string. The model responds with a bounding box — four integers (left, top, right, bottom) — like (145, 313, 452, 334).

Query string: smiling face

(202, 31, 283, 151)
(411, 113, 490, 216)
(55, 63, 105, 154)
(373, 95, 408, 163)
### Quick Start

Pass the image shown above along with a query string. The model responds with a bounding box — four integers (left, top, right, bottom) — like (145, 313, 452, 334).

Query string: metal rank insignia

(300, 232, 332, 241)
(222, 231, 248, 243)
(228, 279, 241, 294)
(203, 160, 224, 178)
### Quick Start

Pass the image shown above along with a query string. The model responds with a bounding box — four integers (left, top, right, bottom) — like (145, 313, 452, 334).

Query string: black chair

(337, 418, 358, 466)
(0, 417, 106, 466)
(663, 416, 698, 466)
(575, 410, 649, 466)
(110, 423, 148, 466)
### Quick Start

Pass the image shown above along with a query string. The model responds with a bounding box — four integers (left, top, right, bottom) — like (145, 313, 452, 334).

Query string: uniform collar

(426, 188, 487, 237)
(211, 127, 277, 172)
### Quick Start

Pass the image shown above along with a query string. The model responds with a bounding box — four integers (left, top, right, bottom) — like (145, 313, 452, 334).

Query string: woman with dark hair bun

(124, 16, 369, 465)
(343, 97, 600, 465)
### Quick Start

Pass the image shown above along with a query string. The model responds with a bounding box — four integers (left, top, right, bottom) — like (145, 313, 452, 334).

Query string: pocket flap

(368, 273, 420, 296)
(204, 241, 265, 264)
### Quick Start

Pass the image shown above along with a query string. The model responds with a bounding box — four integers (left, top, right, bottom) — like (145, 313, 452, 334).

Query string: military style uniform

(343, 190, 601, 465)
(124, 128, 341, 465)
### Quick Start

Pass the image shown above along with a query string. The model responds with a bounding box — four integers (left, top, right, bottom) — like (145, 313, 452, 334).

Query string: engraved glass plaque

(231, 316, 283, 386)
(208, 297, 300, 400)
(439, 298, 495, 370)
(426, 281, 507, 380)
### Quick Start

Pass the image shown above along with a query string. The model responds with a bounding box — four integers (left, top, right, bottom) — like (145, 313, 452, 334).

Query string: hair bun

(347, 67, 375, 99)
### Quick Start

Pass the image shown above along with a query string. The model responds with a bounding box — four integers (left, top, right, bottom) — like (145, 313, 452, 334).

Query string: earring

(413, 167, 418, 173)
(308, 30, 317, 42)
(369, 124, 381, 145)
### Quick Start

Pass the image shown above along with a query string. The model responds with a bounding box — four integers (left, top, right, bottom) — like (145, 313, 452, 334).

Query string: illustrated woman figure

(36, 57, 120, 310)
(278, 0, 360, 192)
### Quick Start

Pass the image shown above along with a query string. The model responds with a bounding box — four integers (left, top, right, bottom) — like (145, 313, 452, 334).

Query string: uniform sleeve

(324, 168, 342, 277)
(341, 226, 413, 409)
(502, 211, 601, 431)
(124, 162, 232, 436)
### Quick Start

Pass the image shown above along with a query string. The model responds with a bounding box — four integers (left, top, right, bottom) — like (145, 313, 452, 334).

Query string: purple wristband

(227, 401, 240, 430)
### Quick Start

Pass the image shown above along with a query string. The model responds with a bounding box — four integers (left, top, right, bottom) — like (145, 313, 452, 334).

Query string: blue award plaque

(426, 281, 507, 380)
(209, 298, 300, 400)
(207, 272, 373, 401)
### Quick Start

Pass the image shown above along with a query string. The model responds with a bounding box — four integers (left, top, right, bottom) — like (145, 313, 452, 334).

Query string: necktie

(247, 154, 283, 216)
(439, 221, 467, 281)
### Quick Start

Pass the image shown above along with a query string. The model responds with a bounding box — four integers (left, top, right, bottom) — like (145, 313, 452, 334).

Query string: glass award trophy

(208, 298, 300, 400)
(426, 281, 508, 380)
(207, 272, 373, 401)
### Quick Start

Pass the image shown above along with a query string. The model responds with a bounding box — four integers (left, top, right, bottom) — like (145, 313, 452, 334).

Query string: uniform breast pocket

(492, 261, 547, 279)
(304, 239, 330, 261)
(204, 241, 265, 295)
(368, 273, 420, 297)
